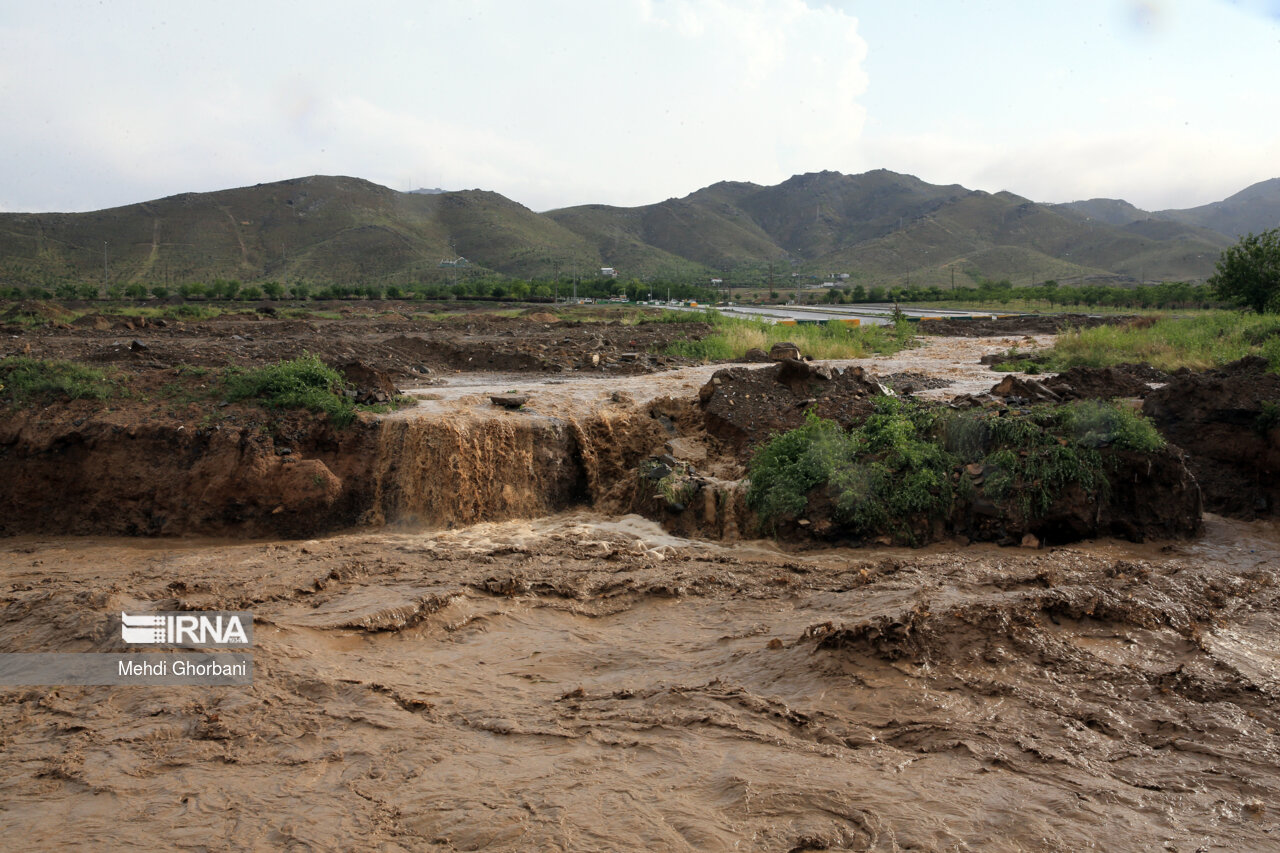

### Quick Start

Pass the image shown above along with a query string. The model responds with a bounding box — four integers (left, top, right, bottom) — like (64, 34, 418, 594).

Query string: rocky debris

(881, 371, 952, 395)
(768, 341, 801, 361)
(920, 313, 1134, 337)
(337, 361, 401, 405)
(989, 374, 1062, 403)
(698, 361, 887, 452)
(1142, 355, 1280, 518)
(129, 339, 148, 352)
(490, 394, 529, 409)
(741, 347, 771, 363)
(1041, 366, 1157, 401)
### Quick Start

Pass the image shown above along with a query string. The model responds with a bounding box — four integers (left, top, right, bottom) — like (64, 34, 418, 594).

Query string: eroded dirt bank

(0, 334, 1059, 540)
(2, 514, 1279, 850)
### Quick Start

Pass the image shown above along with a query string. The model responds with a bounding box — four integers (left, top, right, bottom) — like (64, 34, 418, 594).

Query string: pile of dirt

(1142, 355, 1280, 518)
(920, 313, 1133, 337)
(0, 300, 77, 326)
(1042, 365, 1165, 400)
(631, 363, 1203, 548)
(697, 360, 887, 453)
(336, 361, 401, 404)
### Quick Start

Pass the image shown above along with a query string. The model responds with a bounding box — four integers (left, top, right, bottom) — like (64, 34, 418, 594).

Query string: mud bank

(0, 349, 1207, 549)
(0, 408, 378, 537)
(0, 404, 674, 539)
(1143, 356, 1280, 519)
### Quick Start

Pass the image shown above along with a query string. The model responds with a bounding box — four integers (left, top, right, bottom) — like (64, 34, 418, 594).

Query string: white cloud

(0, 0, 871, 211)
(860, 128, 1280, 210)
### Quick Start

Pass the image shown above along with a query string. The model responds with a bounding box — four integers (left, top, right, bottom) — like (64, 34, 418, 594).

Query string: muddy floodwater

(2, 511, 1279, 851)
(2, 325, 1279, 850)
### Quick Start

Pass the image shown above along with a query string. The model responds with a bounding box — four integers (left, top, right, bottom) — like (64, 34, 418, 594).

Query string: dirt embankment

(0, 399, 676, 539)
(636, 358, 1202, 547)
(919, 312, 1134, 337)
(1143, 356, 1280, 518)
(983, 357, 1280, 520)
(0, 406, 379, 537)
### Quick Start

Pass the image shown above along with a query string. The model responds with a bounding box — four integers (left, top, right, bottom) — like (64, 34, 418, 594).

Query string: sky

(2, 0, 1279, 214)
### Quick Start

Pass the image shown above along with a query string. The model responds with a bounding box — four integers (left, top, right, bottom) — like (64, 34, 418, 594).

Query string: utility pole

(102, 241, 108, 297)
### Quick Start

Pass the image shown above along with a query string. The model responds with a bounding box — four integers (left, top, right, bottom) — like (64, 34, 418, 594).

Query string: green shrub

(0, 357, 115, 402)
(746, 399, 955, 541)
(748, 398, 1167, 539)
(746, 413, 855, 524)
(223, 354, 355, 426)
(1060, 399, 1165, 451)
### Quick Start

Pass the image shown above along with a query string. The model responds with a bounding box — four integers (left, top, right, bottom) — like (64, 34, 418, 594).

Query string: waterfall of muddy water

(2, 513, 1279, 850)
(368, 334, 1057, 530)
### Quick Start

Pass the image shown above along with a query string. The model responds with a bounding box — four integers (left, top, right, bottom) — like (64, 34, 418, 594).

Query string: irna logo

(120, 611, 253, 648)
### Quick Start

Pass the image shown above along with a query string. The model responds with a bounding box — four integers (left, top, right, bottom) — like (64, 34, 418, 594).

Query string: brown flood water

(2, 511, 1279, 851)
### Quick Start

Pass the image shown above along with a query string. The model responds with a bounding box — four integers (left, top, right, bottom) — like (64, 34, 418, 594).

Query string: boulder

(768, 341, 801, 361)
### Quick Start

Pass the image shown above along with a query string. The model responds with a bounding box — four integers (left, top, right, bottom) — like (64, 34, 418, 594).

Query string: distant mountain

(1054, 179, 1280, 240)
(1156, 178, 1280, 239)
(1052, 198, 1151, 227)
(0, 171, 1271, 288)
(549, 169, 1232, 287)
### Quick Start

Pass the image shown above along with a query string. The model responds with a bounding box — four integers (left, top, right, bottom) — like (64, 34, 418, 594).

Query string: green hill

(0, 170, 1268, 289)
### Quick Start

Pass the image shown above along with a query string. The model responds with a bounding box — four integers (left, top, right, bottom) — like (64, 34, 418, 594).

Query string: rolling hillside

(0, 170, 1272, 288)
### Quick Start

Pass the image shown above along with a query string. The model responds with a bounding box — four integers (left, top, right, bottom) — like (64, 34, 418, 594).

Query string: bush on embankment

(745, 398, 1196, 546)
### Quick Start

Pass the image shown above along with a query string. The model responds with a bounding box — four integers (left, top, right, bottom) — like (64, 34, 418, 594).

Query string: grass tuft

(665, 312, 916, 361)
(223, 353, 355, 426)
(0, 357, 115, 402)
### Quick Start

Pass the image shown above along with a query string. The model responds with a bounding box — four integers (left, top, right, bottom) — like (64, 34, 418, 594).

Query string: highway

(663, 302, 1003, 326)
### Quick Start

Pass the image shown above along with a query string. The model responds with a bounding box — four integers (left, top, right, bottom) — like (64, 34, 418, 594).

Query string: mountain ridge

(1, 171, 1275, 288)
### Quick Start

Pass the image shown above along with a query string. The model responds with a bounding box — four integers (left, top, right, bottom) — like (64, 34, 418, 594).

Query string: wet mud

(2, 514, 1279, 850)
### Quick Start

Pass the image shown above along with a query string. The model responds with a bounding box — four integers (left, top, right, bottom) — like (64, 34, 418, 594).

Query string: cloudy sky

(2, 0, 1279, 214)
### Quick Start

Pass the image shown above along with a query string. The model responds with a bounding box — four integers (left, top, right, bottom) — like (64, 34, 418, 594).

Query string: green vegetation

(999, 311, 1280, 373)
(1209, 228, 1280, 314)
(0, 357, 116, 402)
(942, 401, 1162, 518)
(746, 400, 955, 541)
(223, 354, 356, 426)
(665, 312, 916, 361)
(746, 398, 1165, 539)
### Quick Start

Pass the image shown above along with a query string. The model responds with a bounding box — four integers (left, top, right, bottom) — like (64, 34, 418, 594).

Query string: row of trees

(822, 278, 1220, 310)
(1, 276, 724, 306)
(5, 228, 1276, 312)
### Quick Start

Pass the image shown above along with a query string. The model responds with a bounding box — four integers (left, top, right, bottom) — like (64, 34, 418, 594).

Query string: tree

(1209, 228, 1280, 313)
